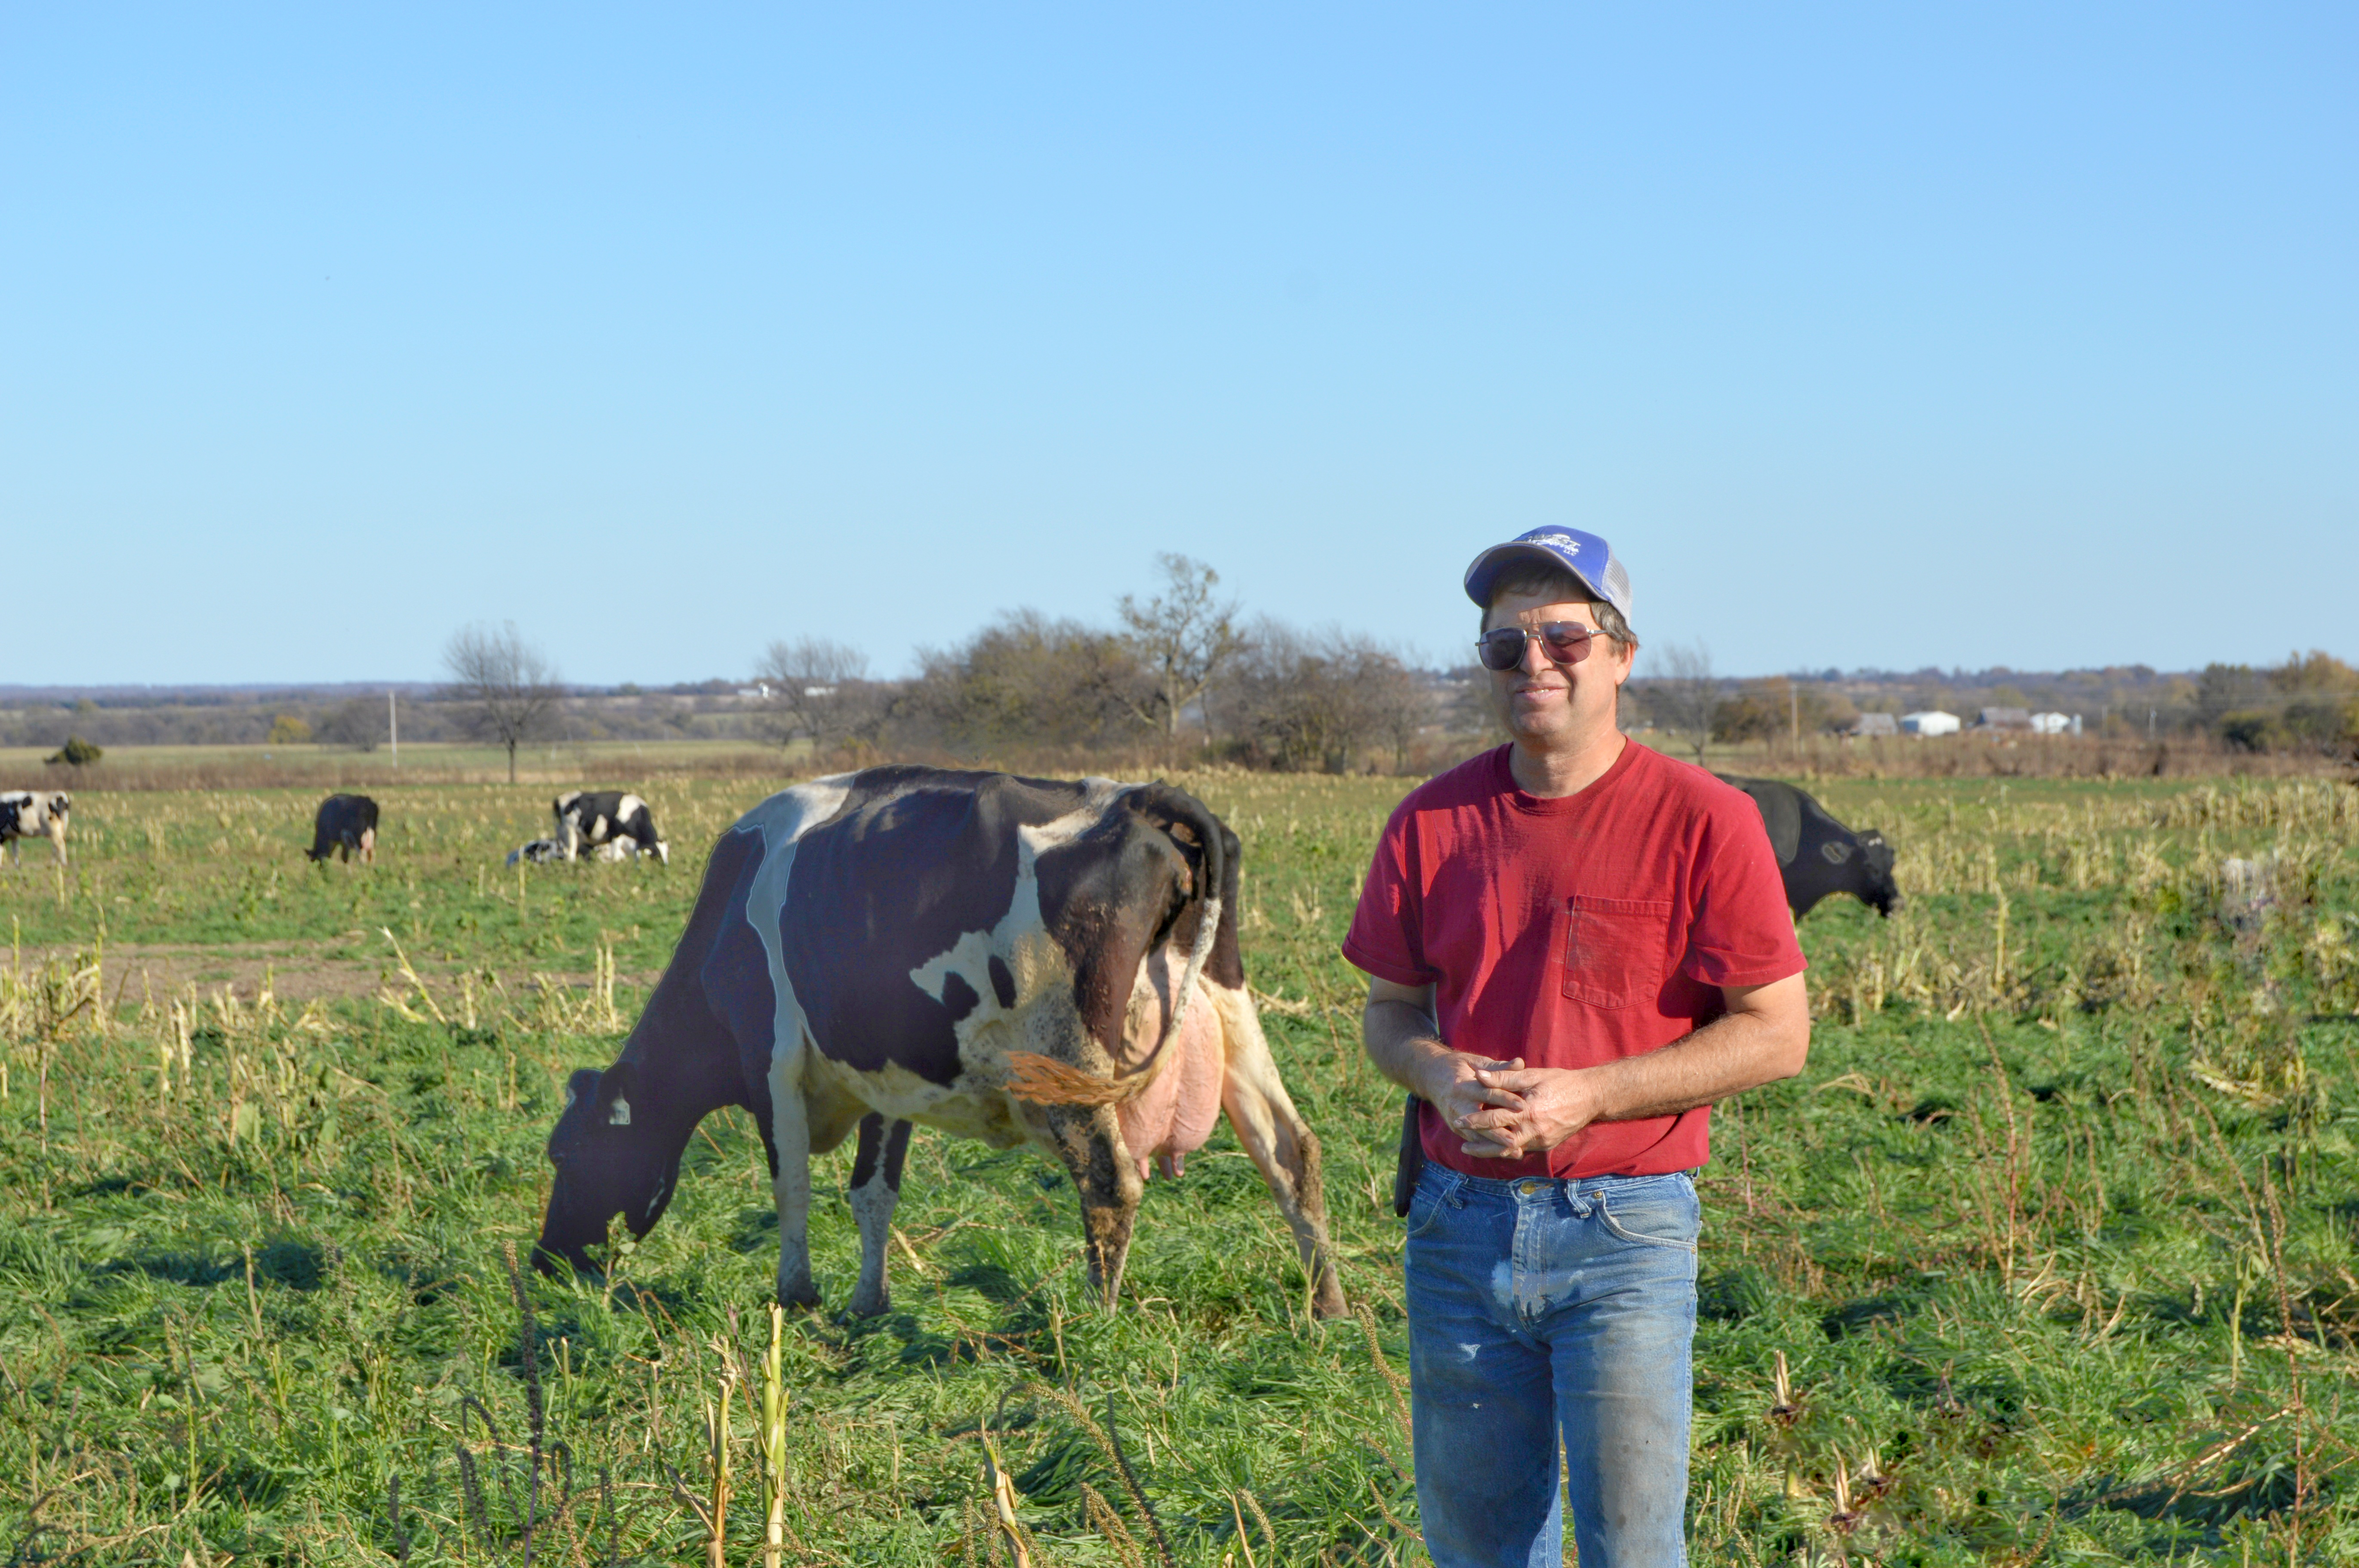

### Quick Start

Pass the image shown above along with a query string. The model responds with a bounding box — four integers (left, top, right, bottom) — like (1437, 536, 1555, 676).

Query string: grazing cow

(306, 794, 379, 864)
(536, 766, 1345, 1320)
(554, 790, 668, 865)
(0, 791, 70, 867)
(1716, 775, 1900, 917)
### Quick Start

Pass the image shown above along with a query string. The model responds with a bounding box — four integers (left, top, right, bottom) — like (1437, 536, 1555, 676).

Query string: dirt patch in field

(18, 941, 667, 1015)
(21, 942, 390, 1007)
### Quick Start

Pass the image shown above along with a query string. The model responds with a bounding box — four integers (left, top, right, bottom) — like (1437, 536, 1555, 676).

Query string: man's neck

(1506, 727, 1628, 800)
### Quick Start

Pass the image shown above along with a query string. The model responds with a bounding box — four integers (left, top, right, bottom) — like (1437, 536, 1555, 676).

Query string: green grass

(2, 765, 2356, 1564)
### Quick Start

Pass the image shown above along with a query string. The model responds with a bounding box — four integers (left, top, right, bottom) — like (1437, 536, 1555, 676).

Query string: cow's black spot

(940, 971, 982, 1024)
(987, 955, 1017, 1010)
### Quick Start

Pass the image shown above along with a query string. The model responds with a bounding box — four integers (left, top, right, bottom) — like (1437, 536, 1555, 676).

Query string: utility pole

(390, 690, 399, 768)
(1790, 683, 1800, 754)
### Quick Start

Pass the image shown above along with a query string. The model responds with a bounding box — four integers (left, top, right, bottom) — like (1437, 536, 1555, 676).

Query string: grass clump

(0, 768, 2354, 1562)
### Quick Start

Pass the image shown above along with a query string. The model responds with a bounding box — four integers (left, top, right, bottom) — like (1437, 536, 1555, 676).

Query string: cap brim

(1463, 543, 1606, 608)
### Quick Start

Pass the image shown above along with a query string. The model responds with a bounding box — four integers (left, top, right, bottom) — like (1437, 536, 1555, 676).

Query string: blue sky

(5, 4, 2351, 685)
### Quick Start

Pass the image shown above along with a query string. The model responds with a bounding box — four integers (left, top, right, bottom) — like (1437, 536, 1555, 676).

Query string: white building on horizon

(1901, 710, 1961, 737)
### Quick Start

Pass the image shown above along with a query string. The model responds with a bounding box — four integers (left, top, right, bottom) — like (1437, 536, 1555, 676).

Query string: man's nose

(1518, 634, 1552, 675)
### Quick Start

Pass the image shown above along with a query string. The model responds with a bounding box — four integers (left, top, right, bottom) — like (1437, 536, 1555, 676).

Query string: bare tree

(1223, 620, 1422, 773)
(1115, 554, 1241, 756)
(1644, 641, 1719, 765)
(442, 621, 561, 783)
(906, 611, 1140, 757)
(755, 637, 878, 761)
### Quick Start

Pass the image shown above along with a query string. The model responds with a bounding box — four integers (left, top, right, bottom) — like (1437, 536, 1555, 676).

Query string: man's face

(1482, 592, 1635, 747)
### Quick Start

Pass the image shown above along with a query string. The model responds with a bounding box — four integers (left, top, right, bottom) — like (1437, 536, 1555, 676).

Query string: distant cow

(306, 794, 379, 864)
(1717, 775, 1900, 917)
(553, 791, 668, 865)
(511, 836, 639, 867)
(0, 791, 70, 867)
(535, 766, 1345, 1320)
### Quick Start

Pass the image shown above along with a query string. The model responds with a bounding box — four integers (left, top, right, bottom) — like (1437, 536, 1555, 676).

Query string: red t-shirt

(1342, 739, 1804, 1180)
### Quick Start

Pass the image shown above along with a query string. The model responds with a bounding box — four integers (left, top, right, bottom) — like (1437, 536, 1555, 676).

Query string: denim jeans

(1403, 1165, 1700, 1568)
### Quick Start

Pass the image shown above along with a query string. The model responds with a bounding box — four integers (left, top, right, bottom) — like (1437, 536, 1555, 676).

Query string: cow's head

(47, 793, 68, 819)
(650, 838, 670, 866)
(1856, 830, 1902, 916)
(534, 1062, 672, 1275)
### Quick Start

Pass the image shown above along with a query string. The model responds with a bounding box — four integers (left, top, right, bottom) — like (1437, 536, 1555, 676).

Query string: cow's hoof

(778, 1283, 822, 1311)
(1312, 1285, 1351, 1321)
(847, 1288, 890, 1319)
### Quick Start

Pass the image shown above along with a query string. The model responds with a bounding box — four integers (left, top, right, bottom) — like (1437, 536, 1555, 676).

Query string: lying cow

(553, 790, 668, 865)
(536, 766, 1345, 1319)
(306, 794, 379, 864)
(0, 791, 70, 867)
(1717, 775, 1900, 917)
(510, 836, 639, 866)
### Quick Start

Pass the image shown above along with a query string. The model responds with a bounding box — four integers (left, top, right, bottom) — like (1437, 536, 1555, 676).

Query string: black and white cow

(553, 790, 668, 865)
(0, 791, 71, 867)
(306, 794, 379, 864)
(510, 836, 637, 866)
(535, 766, 1345, 1319)
(1717, 775, 1901, 918)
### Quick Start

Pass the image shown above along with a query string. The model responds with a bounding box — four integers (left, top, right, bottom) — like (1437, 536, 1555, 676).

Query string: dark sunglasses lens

(1540, 624, 1594, 663)
(1476, 630, 1525, 670)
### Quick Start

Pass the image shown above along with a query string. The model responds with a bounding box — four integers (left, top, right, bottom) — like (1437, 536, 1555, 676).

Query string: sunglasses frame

(1474, 621, 1614, 673)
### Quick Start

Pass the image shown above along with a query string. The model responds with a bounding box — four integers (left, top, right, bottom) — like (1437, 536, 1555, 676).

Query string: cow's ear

(597, 1061, 639, 1125)
(564, 1067, 604, 1113)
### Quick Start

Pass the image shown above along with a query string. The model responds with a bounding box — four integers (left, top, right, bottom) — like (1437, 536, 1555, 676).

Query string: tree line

(438, 556, 1465, 780)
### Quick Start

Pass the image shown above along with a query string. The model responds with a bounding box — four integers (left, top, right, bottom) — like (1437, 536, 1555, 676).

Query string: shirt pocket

(1560, 895, 1674, 1008)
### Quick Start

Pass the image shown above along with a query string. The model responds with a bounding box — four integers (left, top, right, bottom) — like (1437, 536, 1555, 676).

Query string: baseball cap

(1462, 527, 1634, 621)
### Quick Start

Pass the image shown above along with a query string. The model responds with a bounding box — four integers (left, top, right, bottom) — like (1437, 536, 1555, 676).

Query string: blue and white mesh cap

(1462, 527, 1634, 621)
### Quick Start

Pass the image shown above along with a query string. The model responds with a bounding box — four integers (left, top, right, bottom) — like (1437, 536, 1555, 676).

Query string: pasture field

(3, 761, 2358, 1565)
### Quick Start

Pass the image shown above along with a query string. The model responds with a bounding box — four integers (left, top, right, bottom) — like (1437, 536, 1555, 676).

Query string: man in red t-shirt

(1344, 526, 1808, 1568)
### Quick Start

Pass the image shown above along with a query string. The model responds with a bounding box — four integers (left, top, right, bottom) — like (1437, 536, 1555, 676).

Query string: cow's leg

(847, 1113, 914, 1317)
(359, 827, 375, 866)
(767, 1038, 822, 1308)
(49, 823, 65, 868)
(1208, 982, 1348, 1318)
(1043, 1103, 1143, 1309)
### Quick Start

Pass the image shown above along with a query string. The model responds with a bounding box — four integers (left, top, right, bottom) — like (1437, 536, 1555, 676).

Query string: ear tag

(608, 1098, 632, 1126)
(1821, 841, 1854, 864)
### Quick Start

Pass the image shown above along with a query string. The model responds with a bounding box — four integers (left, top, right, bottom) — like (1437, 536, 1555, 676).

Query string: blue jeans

(1404, 1165, 1700, 1568)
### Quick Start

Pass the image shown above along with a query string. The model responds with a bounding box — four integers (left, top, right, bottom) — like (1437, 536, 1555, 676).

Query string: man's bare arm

(1457, 973, 1811, 1159)
(1362, 976, 1527, 1138)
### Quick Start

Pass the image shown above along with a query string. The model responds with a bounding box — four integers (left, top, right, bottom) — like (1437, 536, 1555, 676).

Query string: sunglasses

(1475, 621, 1611, 672)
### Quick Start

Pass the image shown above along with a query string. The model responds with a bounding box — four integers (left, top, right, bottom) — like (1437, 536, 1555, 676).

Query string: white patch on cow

(739, 775, 857, 1304)
(607, 1097, 631, 1126)
(619, 793, 647, 822)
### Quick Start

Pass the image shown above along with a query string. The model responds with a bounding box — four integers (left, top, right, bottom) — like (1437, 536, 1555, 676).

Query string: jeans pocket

(1404, 1169, 1459, 1241)
(1560, 895, 1673, 1008)
(1598, 1178, 1700, 1251)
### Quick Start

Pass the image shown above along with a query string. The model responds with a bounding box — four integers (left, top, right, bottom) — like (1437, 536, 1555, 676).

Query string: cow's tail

(1002, 789, 1226, 1108)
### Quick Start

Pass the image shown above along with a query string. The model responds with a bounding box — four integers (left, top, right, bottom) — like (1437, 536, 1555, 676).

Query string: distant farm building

(1902, 710, 1961, 737)
(2029, 712, 2082, 735)
(1976, 707, 2033, 731)
(1848, 713, 1900, 738)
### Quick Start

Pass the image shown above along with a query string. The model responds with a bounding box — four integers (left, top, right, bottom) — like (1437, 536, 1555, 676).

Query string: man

(1343, 527, 1808, 1567)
